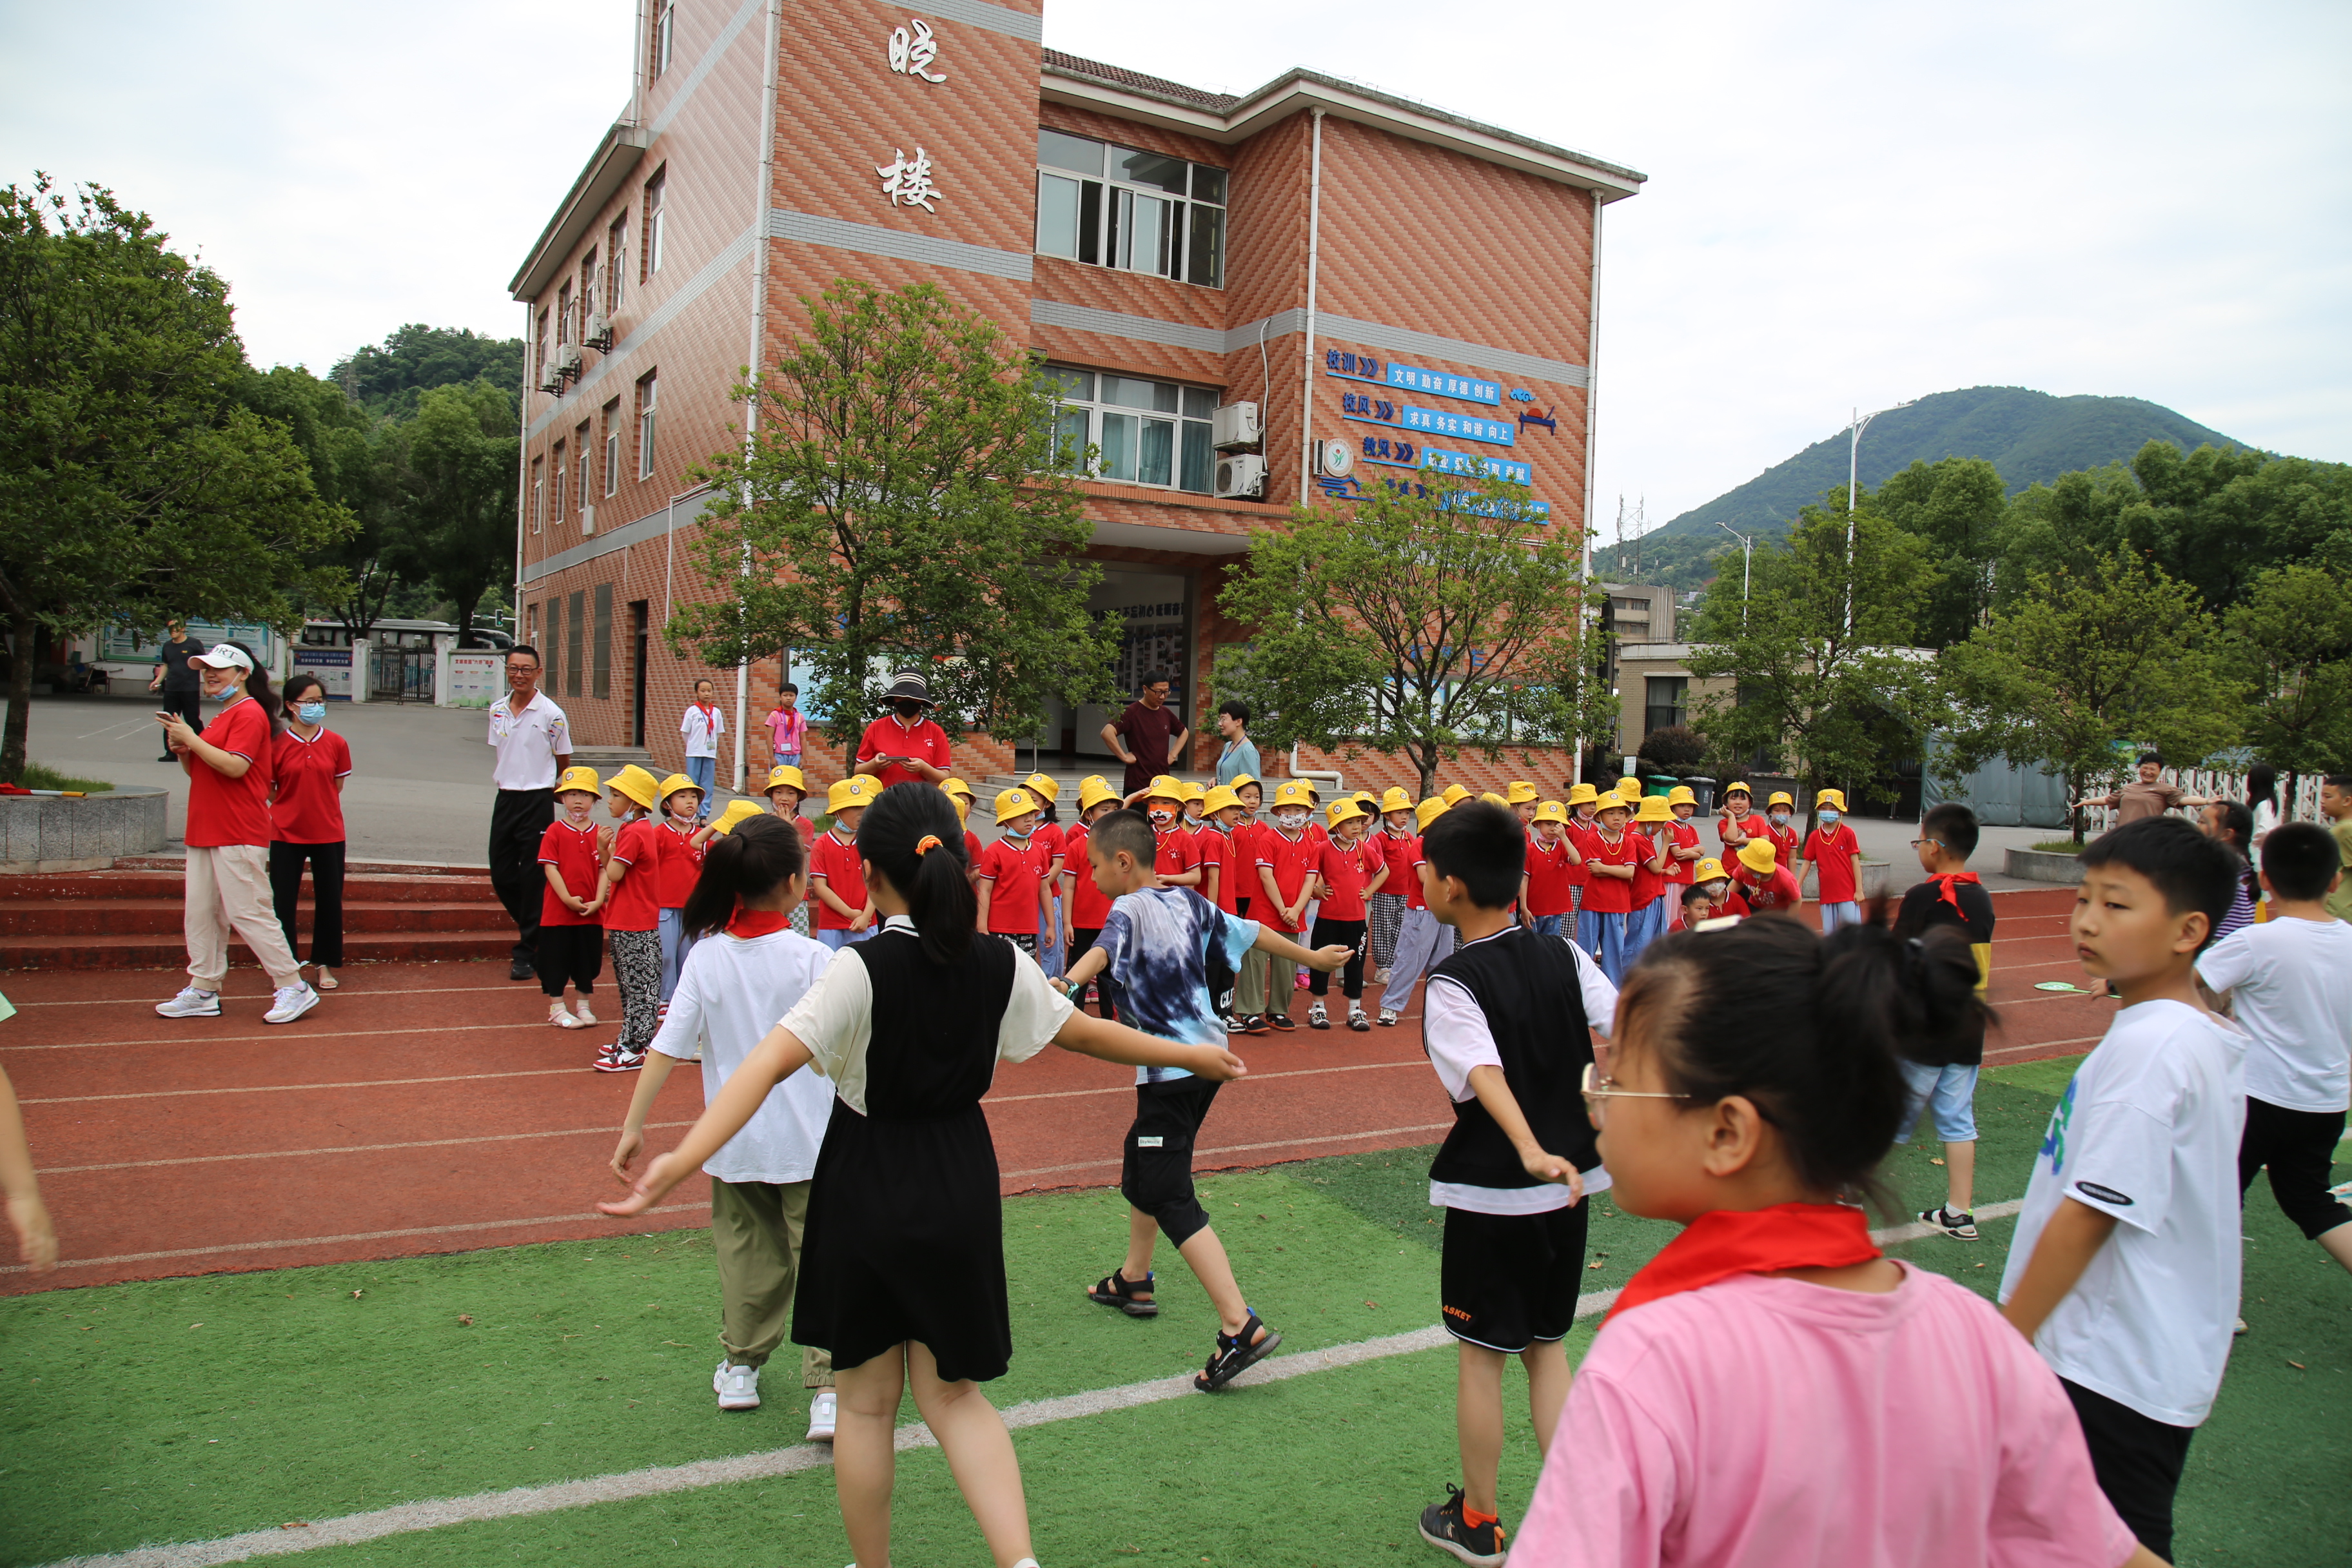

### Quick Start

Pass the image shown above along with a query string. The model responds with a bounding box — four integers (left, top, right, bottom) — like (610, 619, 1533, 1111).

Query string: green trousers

(709, 1177, 834, 1386)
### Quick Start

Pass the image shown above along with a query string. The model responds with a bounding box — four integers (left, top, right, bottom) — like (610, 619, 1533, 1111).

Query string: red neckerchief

(1606, 1202, 1881, 1324)
(1928, 870, 1980, 912)
(726, 906, 793, 939)
(693, 701, 718, 725)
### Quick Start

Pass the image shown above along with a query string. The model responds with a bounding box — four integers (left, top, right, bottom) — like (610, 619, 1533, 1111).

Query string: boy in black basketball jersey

(1412, 801, 1620, 1567)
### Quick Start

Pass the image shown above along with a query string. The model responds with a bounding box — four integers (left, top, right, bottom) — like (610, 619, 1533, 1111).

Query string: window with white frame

(606, 214, 629, 311)
(651, 0, 676, 79)
(602, 398, 621, 496)
(1035, 130, 1226, 288)
(643, 171, 665, 279)
(636, 373, 658, 480)
(551, 441, 566, 518)
(574, 422, 592, 516)
(1040, 367, 1217, 494)
(530, 456, 544, 533)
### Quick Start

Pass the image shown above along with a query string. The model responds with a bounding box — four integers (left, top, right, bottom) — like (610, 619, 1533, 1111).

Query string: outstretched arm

(1052, 1008, 1244, 1079)
(600, 1024, 814, 1217)
(1252, 925, 1352, 973)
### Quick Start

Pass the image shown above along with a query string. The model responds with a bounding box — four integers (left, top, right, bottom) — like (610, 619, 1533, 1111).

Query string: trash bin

(1685, 778, 1716, 818)
(1645, 774, 1678, 798)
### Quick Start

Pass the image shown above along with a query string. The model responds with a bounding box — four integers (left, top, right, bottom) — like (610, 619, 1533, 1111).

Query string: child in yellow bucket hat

(534, 766, 610, 1032)
(652, 771, 711, 998)
(1524, 799, 1576, 937)
(1764, 790, 1801, 863)
(1731, 834, 1804, 917)
(1019, 774, 1072, 979)
(1442, 783, 1474, 807)
(1058, 776, 1129, 1018)
(1796, 787, 1863, 930)
(588, 767, 668, 1073)
(1576, 786, 1651, 983)
(1622, 794, 1680, 966)
(1364, 785, 1419, 983)
(974, 789, 1057, 959)
(1303, 795, 1386, 1031)
(808, 777, 879, 949)
(1231, 779, 1322, 1032)
(1658, 785, 1707, 930)
(1505, 780, 1540, 823)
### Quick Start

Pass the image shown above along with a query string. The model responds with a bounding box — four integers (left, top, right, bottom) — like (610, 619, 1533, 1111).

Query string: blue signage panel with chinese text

(1322, 348, 1502, 406)
(1419, 447, 1532, 485)
(1340, 391, 1514, 448)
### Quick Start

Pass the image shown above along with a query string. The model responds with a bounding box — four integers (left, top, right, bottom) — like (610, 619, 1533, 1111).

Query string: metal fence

(2074, 767, 2328, 837)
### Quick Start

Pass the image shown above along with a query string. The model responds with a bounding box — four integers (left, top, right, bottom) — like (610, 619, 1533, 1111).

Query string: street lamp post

(1715, 520, 1753, 628)
(1843, 398, 1916, 634)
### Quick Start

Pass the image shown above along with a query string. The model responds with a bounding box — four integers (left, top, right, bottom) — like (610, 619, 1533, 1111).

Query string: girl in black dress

(604, 783, 1243, 1568)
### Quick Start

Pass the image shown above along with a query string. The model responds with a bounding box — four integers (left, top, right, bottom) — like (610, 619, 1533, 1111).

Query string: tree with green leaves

(329, 324, 525, 422)
(385, 381, 519, 647)
(0, 176, 351, 777)
(1685, 502, 1944, 819)
(2225, 562, 2352, 784)
(1873, 456, 2006, 647)
(671, 280, 1117, 751)
(1941, 549, 2245, 841)
(240, 363, 398, 641)
(1215, 470, 1612, 797)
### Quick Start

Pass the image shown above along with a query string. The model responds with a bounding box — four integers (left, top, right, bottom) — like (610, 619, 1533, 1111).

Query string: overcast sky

(5, 0, 2345, 529)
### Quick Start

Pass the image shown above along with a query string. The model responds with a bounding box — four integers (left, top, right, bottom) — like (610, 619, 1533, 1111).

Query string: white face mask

(295, 701, 326, 724)
(1819, 809, 1841, 826)
(1770, 810, 1790, 825)
(1274, 808, 1309, 829)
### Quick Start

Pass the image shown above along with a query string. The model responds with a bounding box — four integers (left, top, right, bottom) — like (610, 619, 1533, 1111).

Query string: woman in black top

(605, 783, 1240, 1568)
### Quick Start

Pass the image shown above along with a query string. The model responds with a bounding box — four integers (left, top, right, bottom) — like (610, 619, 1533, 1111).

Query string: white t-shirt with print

(649, 926, 834, 1184)
(1423, 930, 1619, 1217)
(2196, 917, 2352, 1113)
(1997, 999, 2246, 1427)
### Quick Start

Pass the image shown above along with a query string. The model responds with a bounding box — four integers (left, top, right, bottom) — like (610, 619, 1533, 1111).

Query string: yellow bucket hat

(1816, 788, 1847, 812)
(1565, 781, 1598, 807)
(1769, 790, 1795, 808)
(1737, 838, 1778, 876)
(1272, 778, 1316, 809)
(1506, 781, 1539, 804)
(1077, 774, 1119, 812)
(1595, 791, 1632, 816)
(939, 775, 975, 801)
(1533, 799, 1568, 824)
(993, 787, 1041, 826)
(1479, 791, 1509, 807)
(555, 765, 602, 798)
(762, 764, 806, 797)
(1693, 856, 1728, 883)
(1667, 785, 1696, 807)
(1328, 798, 1368, 828)
(1182, 781, 1207, 804)
(605, 763, 660, 811)
(1228, 772, 1259, 792)
(1023, 772, 1061, 802)
(1441, 783, 1473, 806)
(1144, 774, 1184, 803)
(1378, 785, 1415, 814)
(1724, 781, 1754, 802)
(826, 775, 878, 815)
(1202, 784, 1242, 816)
(1415, 796, 1449, 832)
(1612, 777, 1643, 799)
(710, 798, 766, 836)
(660, 771, 703, 807)
(1633, 794, 1674, 823)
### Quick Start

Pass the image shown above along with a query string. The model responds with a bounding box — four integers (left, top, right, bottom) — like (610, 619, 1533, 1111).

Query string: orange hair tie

(914, 834, 943, 856)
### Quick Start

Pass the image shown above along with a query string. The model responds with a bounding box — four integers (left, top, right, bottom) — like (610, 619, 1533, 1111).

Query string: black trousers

(1068, 926, 1119, 1021)
(157, 689, 201, 751)
(1306, 915, 1367, 999)
(535, 924, 603, 997)
(2063, 1378, 2194, 1562)
(487, 788, 554, 963)
(268, 839, 346, 968)
(2239, 1093, 2352, 1240)
(1122, 1079, 1220, 1247)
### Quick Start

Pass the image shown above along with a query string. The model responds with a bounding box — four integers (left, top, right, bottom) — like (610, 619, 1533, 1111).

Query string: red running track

(1, 888, 2100, 1296)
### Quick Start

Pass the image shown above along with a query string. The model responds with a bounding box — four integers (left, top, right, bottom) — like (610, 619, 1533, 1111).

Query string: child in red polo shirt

(1734, 838, 1805, 917)
(1763, 790, 1803, 863)
(1662, 787, 1705, 928)
(536, 767, 608, 1030)
(1524, 800, 1576, 938)
(654, 773, 707, 1003)
(1580, 796, 1646, 983)
(975, 787, 1056, 956)
(1798, 789, 1863, 931)
(1061, 776, 1123, 1019)
(1308, 797, 1388, 1032)
(591, 766, 665, 1073)
(808, 776, 879, 950)
(1246, 779, 1324, 1034)
(1718, 783, 1768, 858)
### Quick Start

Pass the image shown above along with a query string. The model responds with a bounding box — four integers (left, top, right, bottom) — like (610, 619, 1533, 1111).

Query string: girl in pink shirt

(1511, 917, 2155, 1568)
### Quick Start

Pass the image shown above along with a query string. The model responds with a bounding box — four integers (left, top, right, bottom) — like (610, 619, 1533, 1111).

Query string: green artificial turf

(3, 1057, 2346, 1568)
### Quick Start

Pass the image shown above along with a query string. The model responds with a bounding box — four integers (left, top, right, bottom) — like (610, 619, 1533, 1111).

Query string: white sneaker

(571, 1001, 598, 1025)
(713, 1360, 761, 1410)
(155, 986, 220, 1019)
(805, 1387, 838, 1442)
(262, 983, 320, 1024)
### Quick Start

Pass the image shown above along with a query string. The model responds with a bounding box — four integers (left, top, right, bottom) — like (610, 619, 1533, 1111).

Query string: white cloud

(6, 0, 2344, 529)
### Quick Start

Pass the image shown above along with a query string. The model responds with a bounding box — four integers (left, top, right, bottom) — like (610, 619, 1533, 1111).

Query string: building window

(574, 422, 592, 516)
(636, 372, 658, 480)
(580, 249, 598, 324)
(1039, 366, 1216, 493)
(565, 589, 586, 699)
(529, 456, 544, 533)
(534, 310, 549, 384)
(606, 214, 628, 311)
(1644, 676, 1688, 740)
(651, 0, 675, 79)
(1035, 129, 1226, 288)
(602, 399, 621, 496)
(556, 282, 571, 350)
(551, 441, 566, 518)
(593, 583, 613, 700)
(642, 171, 665, 279)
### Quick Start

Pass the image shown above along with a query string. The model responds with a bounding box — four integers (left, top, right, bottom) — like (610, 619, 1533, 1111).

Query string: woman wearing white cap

(152, 642, 320, 1024)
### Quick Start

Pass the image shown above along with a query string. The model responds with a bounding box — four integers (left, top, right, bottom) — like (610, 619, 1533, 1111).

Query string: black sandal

(1087, 1268, 1159, 1318)
(1194, 1312, 1281, 1391)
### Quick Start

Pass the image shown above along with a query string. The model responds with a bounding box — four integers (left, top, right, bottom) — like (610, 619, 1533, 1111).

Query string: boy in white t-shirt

(2197, 821, 2352, 1279)
(1999, 816, 2248, 1563)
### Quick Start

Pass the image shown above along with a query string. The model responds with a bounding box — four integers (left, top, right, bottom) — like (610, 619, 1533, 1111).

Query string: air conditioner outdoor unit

(584, 314, 614, 351)
(538, 358, 565, 393)
(1211, 402, 1260, 449)
(1315, 439, 1355, 478)
(556, 343, 583, 380)
(1213, 453, 1266, 499)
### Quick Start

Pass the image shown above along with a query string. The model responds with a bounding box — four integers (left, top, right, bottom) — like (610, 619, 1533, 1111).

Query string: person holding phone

(146, 620, 202, 761)
(853, 669, 951, 790)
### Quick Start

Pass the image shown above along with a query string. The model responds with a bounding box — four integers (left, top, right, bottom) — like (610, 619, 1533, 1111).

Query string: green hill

(1594, 386, 2248, 589)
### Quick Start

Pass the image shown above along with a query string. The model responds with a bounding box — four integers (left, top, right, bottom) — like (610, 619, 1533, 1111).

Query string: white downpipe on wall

(1299, 108, 1325, 507)
(1574, 188, 1604, 788)
(731, 0, 782, 794)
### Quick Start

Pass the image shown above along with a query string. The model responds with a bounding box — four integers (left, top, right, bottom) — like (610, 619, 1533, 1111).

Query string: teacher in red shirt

(854, 669, 952, 790)
(1100, 671, 1190, 797)
(269, 672, 353, 992)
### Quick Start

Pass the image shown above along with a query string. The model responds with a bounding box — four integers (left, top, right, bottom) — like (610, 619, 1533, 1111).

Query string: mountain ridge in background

(1594, 386, 2249, 589)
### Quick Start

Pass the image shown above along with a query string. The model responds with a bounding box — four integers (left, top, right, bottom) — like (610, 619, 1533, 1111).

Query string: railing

(2074, 767, 2326, 836)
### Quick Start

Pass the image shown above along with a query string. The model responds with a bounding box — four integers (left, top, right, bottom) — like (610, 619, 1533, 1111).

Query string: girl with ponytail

(607, 814, 841, 1431)
(603, 783, 1248, 1568)
(1509, 915, 2162, 1568)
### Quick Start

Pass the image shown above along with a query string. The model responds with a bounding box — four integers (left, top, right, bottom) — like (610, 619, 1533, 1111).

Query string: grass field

(3, 1057, 2346, 1568)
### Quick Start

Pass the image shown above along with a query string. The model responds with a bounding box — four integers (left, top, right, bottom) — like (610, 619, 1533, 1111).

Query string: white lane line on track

(32, 1202, 2026, 1568)
(21, 1067, 591, 1102)
(0, 1201, 712, 1277)
(35, 1121, 697, 1176)
(3, 1026, 539, 1052)
(4, 985, 522, 1007)
(1003, 1122, 1456, 1182)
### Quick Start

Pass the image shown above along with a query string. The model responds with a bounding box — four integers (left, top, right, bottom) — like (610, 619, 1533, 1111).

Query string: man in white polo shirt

(487, 645, 572, 981)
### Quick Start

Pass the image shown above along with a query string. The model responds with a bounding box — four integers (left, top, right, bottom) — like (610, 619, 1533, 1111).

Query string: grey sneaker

(262, 982, 320, 1025)
(155, 986, 221, 1019)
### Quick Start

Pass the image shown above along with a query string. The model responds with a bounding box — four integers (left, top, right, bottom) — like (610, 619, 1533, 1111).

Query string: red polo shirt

(977, 832, 1055, 934)
(653, 818, 705, 908)
(1580, 827, 1645, 915)
(855, 712, 952, 791)
(1315, 835, 1379, 921)
(1801, 823, 1862, 903)
(536, 818, 603, 926)
(184, 697, 274, 848)
(601, 818, 662, 933)
(1255, 827, 1322, 932)
(1525, 833, 1575, 917)
(1153, 825, 1201, 883)
(268, 727, 349, 845)
(807, 828, 867, 930)
(1064, 824, 1113, 929)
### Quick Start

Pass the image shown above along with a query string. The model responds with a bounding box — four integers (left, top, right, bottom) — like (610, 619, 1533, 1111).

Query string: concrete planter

(2004, 847, 2086, 885)
(1801, 861, 1894, 900)
(0, 786, 169, 873)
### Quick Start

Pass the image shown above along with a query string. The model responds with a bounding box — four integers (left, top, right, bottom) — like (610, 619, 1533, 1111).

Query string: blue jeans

(1819, 900, 1862, 932)
(1531, 913, 1565, 937)
(1586, 910, 1630, 985)
(1894, 1061, 1980, 1144)
(683, 754, 716, 818)
(1622, 898, 1666, 972)
(657, 906, 698, 1002)
(817, 926, 874, 951)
